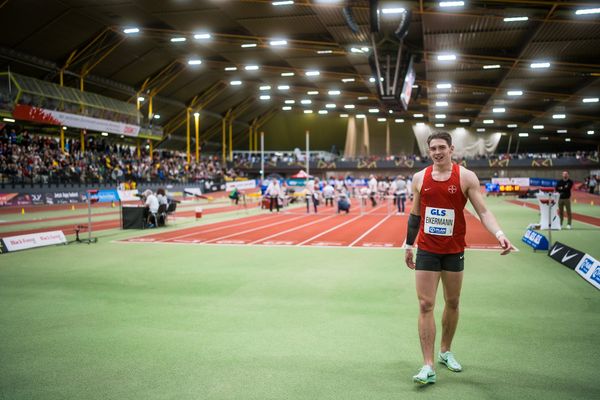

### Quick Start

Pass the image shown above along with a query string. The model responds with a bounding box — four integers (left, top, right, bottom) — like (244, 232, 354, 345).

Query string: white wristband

(495, 230, 505, 240)
(405, 244, 413, 250)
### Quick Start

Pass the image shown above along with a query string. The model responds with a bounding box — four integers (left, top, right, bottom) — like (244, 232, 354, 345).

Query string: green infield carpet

(1, 197, 599, 400)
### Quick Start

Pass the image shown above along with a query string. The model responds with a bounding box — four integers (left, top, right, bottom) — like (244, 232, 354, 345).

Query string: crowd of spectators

(0, 128, 241, 185)
(1, 127, 598, 187)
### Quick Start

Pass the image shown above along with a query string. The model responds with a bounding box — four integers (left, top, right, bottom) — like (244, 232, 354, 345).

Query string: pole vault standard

(306, 130, 310, 178)
(260, 131, 264, 182)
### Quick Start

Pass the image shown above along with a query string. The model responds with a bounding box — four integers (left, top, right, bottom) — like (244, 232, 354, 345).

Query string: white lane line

(249, 214, 337, 245)
(165, 213, 282, 241)
(295, 204, 385, 246)
(348, 214, 392, 247)
(201, 215, 306, 244)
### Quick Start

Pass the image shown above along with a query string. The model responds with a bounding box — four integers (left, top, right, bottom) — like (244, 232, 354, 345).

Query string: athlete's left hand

(498, 235, 512, 255)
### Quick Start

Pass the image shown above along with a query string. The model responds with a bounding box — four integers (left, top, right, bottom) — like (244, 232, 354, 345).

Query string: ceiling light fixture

(241, 43, 257, 48)
(437, 53, 457, 61)
(552, 114, 566, 119)
(436, 101, 449, 107)
(305, 70, 320, 76)
(439, 1, 464, 7)
(507, 90, 523, 96)
(230, 80, 242, 86)
(575, 8, 600, 15)
(582, 97, 599, 103)
(123, 28, 140, 34)
(503, 16, 528, 22)
(259, 85, 271, 91)
(224, 67, 237, 71)
(193, 33, 211, 39)
(245, 65, 259, 70)
(188, 59, 202, 65)
(381, 8, 405, 14)
(437, 83, 452, 89)
(281, 72, 294, 77)
(170, 37, 186, 42)
(530, 62, 550, 69)
(483, 64, 501, 69)
(270, 39, 288, 46)
(493, 107, 506, 113)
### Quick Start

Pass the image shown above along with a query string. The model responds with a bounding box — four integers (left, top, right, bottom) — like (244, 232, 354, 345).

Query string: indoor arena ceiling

(1, 0, 599, 149)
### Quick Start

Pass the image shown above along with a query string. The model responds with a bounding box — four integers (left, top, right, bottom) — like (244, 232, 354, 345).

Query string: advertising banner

(46, 191, 82, 204)
(548, 241, 585, 270)
(492, 177, 530, 187)
(117, 190, 139, 202)
(574, 254, 600, 290)
(521, 229, 549, 251)
(93, 189, 120, 203)
(1, 230, 67, 253)
(0, 193, 33, 206)
(225, 180, 257, 192)
(13, 104, 140, 137)
(30, 193, 45, 205)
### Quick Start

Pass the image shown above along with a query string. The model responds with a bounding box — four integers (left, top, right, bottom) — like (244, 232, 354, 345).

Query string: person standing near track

(392, 175, 408, 214)
(368, 174, 378, 207)
(265, 178, 281, 212)
(405, 132, 512, 385)
(555, 171, 573, 229)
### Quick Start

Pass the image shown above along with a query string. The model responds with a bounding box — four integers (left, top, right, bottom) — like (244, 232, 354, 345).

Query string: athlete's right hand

(405, 248, 416, 269)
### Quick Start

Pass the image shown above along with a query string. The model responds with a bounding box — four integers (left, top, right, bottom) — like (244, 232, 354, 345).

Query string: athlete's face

(428, 138, 454, 165)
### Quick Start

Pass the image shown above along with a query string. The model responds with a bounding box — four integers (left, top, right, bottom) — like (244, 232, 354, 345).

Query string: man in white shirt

(368, 175, 378, 207)
(323, 183, 335, 207)
(143, 189, 159, 227)
(393, 175, 408, 214)
(265, 178, 281, 212)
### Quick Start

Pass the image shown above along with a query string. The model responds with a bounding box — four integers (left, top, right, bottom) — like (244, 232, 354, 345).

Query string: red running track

(0, 203, 251, 237)
(122, 205, 501, 249)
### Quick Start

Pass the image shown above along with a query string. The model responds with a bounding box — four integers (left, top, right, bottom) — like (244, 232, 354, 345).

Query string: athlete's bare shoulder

(459, 166, 479, 189)
(412, 168, 426, 192)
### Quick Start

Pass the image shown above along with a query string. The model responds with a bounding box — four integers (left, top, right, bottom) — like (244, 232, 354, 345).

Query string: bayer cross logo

(448, 185, 457, 194)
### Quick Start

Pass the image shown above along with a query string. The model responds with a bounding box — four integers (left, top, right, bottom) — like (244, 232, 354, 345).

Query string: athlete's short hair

(426, 132, 452, 147)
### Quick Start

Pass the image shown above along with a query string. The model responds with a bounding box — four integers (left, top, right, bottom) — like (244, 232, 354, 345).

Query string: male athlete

(405, 132, 512, 385)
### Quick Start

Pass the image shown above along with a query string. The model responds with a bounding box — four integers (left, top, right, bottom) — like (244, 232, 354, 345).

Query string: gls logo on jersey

(430, 209, 447, 216)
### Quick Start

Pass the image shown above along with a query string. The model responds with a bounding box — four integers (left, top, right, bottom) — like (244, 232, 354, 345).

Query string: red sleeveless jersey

(417, 163, 467, 254)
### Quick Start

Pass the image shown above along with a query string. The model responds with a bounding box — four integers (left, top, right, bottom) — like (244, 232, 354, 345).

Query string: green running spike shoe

(438, 351, 462, 372)
(413, 365, 436, 385)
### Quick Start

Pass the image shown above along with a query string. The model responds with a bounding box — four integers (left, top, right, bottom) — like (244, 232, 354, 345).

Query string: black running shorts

(415, 248, 464, 272)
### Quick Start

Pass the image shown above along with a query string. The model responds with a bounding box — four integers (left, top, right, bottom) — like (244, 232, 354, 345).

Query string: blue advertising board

(521, 229, 549, 250)
(90, 189, 120, 203)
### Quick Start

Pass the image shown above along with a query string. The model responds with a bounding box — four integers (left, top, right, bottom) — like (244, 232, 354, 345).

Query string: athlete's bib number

(424, 207, 455, 236)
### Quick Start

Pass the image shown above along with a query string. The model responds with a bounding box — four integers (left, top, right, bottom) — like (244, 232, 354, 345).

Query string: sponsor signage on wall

(13, 104, 140, 137)
(225, 180, 257, 192)
(1, 230, 67, 253)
